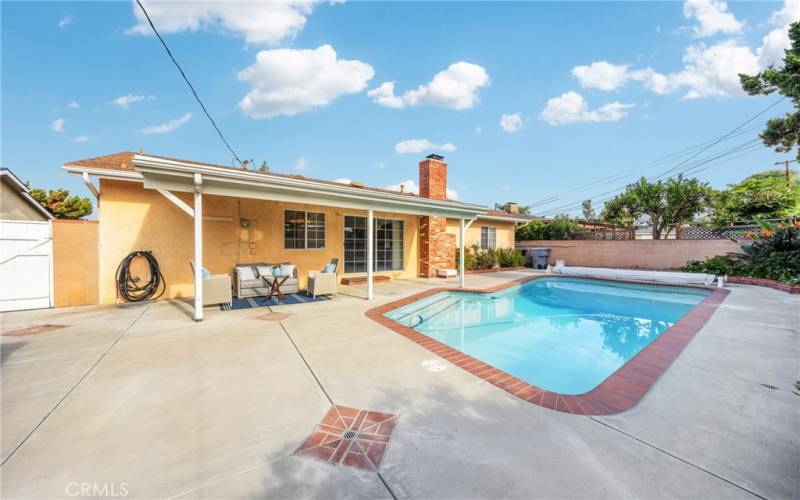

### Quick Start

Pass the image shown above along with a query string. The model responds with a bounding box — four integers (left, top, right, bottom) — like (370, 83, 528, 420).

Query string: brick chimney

(418, 154, 455, 277)
(419, 154, 448, 200)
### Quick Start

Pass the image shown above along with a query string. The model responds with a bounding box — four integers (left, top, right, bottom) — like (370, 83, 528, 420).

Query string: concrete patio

(0, 270, 798, 499)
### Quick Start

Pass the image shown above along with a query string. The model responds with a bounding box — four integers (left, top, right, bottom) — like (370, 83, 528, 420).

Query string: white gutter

(63, 165, 143, 180)
(131, 154, 489, 218)
(477, 214, 533, 223)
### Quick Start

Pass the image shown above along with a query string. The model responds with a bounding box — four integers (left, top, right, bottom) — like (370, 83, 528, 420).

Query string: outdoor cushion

(255, 264, 273, 278)
(273, 264, 295, 277)
(236, 265, 257, 281)
(323, 263, 336, 274)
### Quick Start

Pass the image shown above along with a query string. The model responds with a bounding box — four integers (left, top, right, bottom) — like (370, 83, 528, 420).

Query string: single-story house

(63, 152, 532, 320)
(1, 168, 54, 222)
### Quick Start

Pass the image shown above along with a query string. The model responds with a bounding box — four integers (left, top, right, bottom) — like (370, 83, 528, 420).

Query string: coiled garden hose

(115, 250, 166, 303)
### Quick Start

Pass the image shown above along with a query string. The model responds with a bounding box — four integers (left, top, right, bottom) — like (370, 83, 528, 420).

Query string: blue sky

(2, 1, 797, 216)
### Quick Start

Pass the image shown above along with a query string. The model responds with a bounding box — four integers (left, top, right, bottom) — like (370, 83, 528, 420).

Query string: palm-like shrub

(735, 220, 800, 283)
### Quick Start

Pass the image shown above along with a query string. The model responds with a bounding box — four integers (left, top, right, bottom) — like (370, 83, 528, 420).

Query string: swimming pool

(384, 277, 710, 395)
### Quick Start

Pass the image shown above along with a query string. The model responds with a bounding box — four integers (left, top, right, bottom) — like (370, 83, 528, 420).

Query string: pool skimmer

(421, 359, 447, 372)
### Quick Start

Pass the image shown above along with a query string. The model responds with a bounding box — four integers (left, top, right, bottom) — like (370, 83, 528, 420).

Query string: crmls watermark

(65, 482, 129, 498)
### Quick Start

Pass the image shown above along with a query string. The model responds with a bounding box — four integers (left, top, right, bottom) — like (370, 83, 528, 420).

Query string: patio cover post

(193, 173, 203, 321)
(367, 208, 374, 300)
(459, 217, 465, 288)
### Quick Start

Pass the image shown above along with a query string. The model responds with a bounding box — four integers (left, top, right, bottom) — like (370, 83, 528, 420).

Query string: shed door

(0, 220, 53, 312)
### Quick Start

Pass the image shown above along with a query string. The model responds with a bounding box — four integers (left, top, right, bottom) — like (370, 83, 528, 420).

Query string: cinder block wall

(52, 219, 99, 306)
(517, 239, 744, 270)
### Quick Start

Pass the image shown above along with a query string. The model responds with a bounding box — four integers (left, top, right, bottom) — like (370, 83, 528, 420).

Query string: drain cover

(341, 430, 358, 439)
(421, 359, 447, 372)
(761, 383, 779, 390)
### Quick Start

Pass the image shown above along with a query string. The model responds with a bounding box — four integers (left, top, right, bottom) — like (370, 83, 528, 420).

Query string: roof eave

(131, 154, 488, 217)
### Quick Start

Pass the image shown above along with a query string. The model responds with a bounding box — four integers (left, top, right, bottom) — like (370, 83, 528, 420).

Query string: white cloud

(565, 2, 796, 101)
(572, 61, 631, 91)
(394, 139, 456, 154)
(474, 125, 482, 135)
(758, 0, 800, 68)
(499, 113, 523, 133)
(333, 178, 352, 184)
(683, 0, 743, 38)
(541, 92, 634, 125)
(67, 101, 80, 109)
(366, 82, 405, 109)
(51, 118, 64, 132)
(111, 94, 155, 109)
(128, 0, 328, 46)
(70, 135, 90, 143)
(140, 112, 192, 134)
(237, 45, 374, 118)
(293, 157, 311, 171)
(659, 40, 760, 99)
(369, 62, 490, 110)
(376, 161, 386, 169)
(58, 14, 72, 28)
(573, 40, 761, 100)
(385, 179, 458, 200)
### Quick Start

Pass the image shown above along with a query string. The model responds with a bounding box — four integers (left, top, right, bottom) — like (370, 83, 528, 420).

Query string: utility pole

(774, 159, 796, 183)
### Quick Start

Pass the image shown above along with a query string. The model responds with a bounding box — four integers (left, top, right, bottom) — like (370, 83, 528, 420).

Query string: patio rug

(220, 293, 332, 311)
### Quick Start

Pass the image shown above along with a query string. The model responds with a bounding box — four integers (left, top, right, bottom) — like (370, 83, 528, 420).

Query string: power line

(135, 0, 243, 166)
(529, 97, 787, 217)
(535, 138, 763, 217)
(649, 97, 786, 181)
(524, 124, 761, 208)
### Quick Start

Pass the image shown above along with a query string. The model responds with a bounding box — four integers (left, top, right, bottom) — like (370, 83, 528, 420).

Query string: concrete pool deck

(0, 270, 798, 499)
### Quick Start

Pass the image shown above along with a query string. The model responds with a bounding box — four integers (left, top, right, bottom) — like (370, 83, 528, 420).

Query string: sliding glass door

(343, 216, 404, 273)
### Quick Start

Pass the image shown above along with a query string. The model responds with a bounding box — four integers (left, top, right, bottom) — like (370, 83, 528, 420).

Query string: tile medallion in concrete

(294, 405, 397, 472)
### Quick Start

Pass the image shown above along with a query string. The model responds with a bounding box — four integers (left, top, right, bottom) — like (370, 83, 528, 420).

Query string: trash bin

(531, 247, 550, 270)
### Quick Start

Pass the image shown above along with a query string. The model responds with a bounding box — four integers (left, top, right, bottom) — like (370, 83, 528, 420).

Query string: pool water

(385, 277, 710, 394)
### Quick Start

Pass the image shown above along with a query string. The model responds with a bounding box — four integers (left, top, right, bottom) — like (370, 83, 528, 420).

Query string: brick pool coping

(366, 275, 730, 415)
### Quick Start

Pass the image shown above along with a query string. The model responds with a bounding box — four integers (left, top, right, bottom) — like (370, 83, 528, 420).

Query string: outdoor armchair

(189, 262, 232, 306)
(307, 258, 339, 299)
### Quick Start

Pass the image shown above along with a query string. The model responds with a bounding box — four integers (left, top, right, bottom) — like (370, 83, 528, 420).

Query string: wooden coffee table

(265, 275, 290, 302)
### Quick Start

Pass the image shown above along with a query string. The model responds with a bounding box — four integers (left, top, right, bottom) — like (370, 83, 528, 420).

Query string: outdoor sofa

(234, 262, 299, 299)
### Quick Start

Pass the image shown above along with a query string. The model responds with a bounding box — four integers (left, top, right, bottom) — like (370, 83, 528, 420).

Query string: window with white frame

(480, 226, 496, 250)
(343, 216, 404, 273)
(284, 210, 325, 249)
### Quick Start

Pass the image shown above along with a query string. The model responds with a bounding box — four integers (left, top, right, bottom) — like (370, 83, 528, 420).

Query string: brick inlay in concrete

(295, 405, 397, 471)
(253, 312, 293, 322)
(2, 324, 67, 337)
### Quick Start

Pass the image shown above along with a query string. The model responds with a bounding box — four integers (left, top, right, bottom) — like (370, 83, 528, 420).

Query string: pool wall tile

(366, 274, 730, 416)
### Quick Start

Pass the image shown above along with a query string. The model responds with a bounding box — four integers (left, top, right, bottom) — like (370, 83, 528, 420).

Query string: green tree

(29, 187, 92, 219)
(710, 169, 800, 226)
(739, 22, 800, 158)
(600, 176, 711, 239)
(581, 199, 597, 222)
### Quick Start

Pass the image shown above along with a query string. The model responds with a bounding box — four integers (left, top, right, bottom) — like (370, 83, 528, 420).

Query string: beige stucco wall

(53, 220, 99, 307)
(97, 179, 419, 304)
(445, 219, 517, 249)
(517, 239, 744, 270)
(0, 180, 49, 221)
